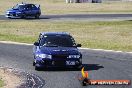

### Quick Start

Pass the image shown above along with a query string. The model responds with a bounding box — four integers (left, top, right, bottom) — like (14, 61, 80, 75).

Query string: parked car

(5, 2, 41, 19)
(33, 32, 82, 70)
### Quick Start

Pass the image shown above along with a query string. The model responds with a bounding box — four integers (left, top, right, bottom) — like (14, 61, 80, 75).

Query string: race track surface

(0, 43, 132, 88)
(1, 14, 132, 21)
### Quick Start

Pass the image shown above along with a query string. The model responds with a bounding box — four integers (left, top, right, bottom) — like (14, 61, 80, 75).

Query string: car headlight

(36, 54, 52, 59)
(16, 12, 22, 14)
(6, 11, 10, 14)
(68, 55, 80, 58)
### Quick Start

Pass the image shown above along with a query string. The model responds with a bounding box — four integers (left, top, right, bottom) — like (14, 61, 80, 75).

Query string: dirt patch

(0, 68, 24, 88)
(0, 67, 45, 88)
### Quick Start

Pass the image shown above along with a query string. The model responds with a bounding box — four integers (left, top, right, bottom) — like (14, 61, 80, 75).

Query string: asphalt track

(1, 14, 132, 21)
(0, 43, 132, 88)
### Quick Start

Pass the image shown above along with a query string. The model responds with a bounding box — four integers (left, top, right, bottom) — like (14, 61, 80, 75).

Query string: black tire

(8, 17, 11, 19)
(35, 66, 41, 71)
(33, 61, 35, 66)
(92, 0, 96, 3)
(76, 64, 83, 70)
(35, 14, 40, 19)
(21, 14, 26, 19)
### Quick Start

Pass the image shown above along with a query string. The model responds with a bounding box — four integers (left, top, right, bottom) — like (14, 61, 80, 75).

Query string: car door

(24, 4, 32, 16)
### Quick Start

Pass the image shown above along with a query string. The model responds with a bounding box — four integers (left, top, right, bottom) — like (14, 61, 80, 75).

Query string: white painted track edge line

(0, 41, 132, 54)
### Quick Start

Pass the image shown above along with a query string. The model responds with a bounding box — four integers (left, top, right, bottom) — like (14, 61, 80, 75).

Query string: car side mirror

(12, 6, 16, 9)
(34, 42, 39, 46)
(76, 44, 81, 47)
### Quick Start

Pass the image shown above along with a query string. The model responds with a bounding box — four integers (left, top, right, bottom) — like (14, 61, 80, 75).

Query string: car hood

(40, 47, 80, 55)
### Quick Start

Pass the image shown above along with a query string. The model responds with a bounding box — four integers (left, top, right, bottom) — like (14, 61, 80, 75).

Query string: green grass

(0, 20, 132, 51)
(0, 0, 132, 15)
(0, 79, 4, 87)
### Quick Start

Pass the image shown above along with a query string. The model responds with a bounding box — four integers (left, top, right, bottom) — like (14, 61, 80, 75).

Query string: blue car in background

(5, 3, 41, 19)
(33, 32, 82, 70)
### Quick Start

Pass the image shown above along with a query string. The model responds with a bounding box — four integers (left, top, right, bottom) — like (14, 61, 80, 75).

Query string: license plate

(66, 61, 75, 65)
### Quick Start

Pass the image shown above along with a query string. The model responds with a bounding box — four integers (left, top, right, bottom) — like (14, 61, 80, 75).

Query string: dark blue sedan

(33, 32, 82, 70)
(5, 3, 41, 19)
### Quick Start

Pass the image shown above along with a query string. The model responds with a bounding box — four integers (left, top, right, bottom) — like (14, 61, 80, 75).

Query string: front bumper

(5, 12, 22, 18)
(35, 58, 82, 68)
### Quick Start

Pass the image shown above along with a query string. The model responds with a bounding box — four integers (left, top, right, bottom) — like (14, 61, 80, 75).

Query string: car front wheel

(33, 61, 35, 66)
(7, 17, 11, 19)
(35, 14, 40, 19)
(35, 66, 41, 71)
(21, 14, 26, 19)
(76, 64, 83, 70)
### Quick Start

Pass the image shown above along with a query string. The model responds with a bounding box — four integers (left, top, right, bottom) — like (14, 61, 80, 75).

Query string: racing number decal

(66, 61, 75, 65)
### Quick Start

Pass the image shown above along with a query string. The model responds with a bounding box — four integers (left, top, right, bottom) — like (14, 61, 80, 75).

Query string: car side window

(26, 5, 32, 10)
(31, 4, 37, 10)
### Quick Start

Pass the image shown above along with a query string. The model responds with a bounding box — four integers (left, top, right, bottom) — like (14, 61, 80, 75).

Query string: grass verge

(0, 0, 132, 15)
(0, 20, 132, 51)
(0, 79, 4, 87)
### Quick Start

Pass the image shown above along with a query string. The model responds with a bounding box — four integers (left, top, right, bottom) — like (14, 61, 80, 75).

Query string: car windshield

(40, 35, 76, 47)
(13, 5, 26, 10)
